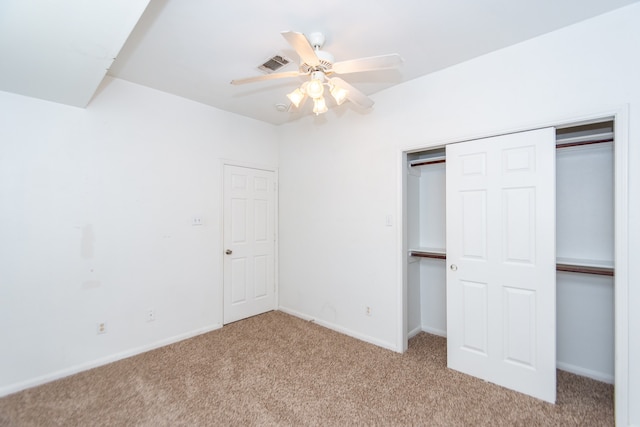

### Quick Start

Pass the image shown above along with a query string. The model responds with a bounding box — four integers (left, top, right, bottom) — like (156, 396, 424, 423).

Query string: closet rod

(409, 158, 445, 167)
(555, 137, 613, 149)
(409, 251, 446, 260)
(410, 251, 615, 276)
(409, 138, 613, 167)
(556, 263, 614, 276)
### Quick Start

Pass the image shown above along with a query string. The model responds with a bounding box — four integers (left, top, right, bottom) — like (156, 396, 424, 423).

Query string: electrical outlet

(97, 322, 107, 334)
(147, 308, 155, 322)
(191, 216, 203, 226)
(365, 306, 372, 316)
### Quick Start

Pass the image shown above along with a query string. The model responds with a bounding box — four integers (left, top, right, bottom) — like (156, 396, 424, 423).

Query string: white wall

(0, 77, 278, 395)
(278, 4, 640, 425)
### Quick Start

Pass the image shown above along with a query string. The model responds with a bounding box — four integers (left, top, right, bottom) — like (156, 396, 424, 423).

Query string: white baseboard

(278, 306, 399, 352)
(422, 326, 447, 338)
(408, 326, 422, 339)
(556, 361, 614, 384)
(416, 330, 612, 385)
(0, 323, 223, 398)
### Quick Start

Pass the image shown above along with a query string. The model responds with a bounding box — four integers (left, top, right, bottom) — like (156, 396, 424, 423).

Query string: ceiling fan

(230, 31, 403, 115)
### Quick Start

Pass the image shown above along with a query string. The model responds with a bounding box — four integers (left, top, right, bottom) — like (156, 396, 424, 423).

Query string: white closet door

(446, 128, 556, 403)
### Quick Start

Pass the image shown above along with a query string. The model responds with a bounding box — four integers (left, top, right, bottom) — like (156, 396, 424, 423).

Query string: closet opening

(555, 120, 614, 383)
(403, 118, 616, 393)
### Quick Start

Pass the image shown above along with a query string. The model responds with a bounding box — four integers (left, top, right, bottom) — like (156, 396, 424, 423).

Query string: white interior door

(446, 128, 556, 403)
(223, 165, 276, 324)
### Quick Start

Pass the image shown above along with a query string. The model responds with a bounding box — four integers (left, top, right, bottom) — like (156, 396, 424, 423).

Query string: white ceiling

(2, 0, 639, 125)
(0, 0, 149, 107)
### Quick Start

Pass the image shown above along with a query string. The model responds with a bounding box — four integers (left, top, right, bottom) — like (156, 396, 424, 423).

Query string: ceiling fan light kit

(231, 31, 403, 117)
(306, 72, 325, 98)
(286, 70, 347, 115)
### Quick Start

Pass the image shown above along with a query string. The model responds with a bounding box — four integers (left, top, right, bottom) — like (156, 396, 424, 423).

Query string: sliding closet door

(446, 128, 556, 403)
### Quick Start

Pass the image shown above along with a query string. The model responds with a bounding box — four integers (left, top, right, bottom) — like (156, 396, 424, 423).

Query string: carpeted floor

(0, 311, 613, 426)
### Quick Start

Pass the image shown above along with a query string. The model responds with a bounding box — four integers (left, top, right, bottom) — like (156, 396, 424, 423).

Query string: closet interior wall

(406, 121, 615, 384)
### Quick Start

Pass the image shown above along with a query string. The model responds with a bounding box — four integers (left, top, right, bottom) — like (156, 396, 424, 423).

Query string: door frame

(397, 105, 629, 424)
(220, 159, 279, 324)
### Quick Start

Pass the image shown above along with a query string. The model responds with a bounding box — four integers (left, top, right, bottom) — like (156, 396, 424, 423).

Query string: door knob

(450, 264, 458, 271)
(225, 249, 232, 255)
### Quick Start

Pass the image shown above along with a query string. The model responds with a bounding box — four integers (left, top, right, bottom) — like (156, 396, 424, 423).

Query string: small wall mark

(81, 224, 95, 259)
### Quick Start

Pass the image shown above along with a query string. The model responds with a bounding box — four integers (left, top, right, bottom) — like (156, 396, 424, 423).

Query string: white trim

(401, 108, 618, 155)
(0, 323, 222, 398)
(219, 158, 278, 173)
(397, 149, 408, 352)
(278, 307, 398, 352)
(397, 104, 629, 424)
(422, 326, 447, 338)
(407, 326, 447, 339)
(408, 326, 422, 339)
(557, 363, 614, 385)
(613, 107, 630, 427)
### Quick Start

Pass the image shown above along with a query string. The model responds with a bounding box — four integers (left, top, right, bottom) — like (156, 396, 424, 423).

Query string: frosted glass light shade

(330, 85, 348, 105)
(313, 96, 328, 115)
(306, 79, 325, 99)
(286, 88, 305, 108)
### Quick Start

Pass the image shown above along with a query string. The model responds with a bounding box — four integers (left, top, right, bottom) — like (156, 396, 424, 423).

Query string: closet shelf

(409, 136, 613, 167)
(555, 137, 613, 150)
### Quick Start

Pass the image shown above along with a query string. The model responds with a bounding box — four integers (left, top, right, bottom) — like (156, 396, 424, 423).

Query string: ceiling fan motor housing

(307, 32, 326, 49)
(297, 32, 334, 73)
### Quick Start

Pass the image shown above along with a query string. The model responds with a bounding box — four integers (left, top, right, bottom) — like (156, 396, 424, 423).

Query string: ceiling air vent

(258, 55, 291, 73)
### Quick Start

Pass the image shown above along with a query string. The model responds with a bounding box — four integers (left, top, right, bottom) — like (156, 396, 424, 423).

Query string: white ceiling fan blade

(331, 54, 403, 75)
(329, 77, 374, 109)
(281, 31, 320, 67)
(230, 71, 303, 85)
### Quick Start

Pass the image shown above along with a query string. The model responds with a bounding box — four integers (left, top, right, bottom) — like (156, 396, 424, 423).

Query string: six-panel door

(446, 128, 557, 403)
(223, 165, 276, 324)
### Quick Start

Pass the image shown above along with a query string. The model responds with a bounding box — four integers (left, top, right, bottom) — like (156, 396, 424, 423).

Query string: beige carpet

(0, 311, 613, 426)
